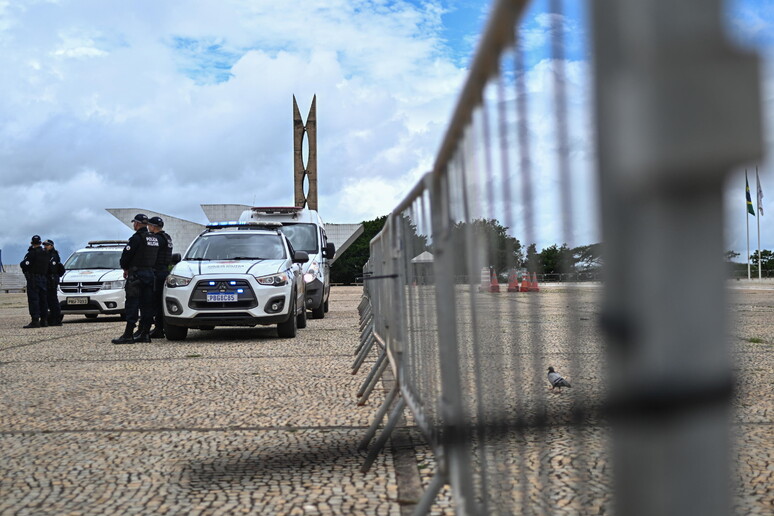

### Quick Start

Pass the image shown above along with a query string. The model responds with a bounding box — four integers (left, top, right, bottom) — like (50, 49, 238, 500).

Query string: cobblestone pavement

(401, 284, 773, 515)
(1, 287, 398, 515)
(2, 285, 772, 515)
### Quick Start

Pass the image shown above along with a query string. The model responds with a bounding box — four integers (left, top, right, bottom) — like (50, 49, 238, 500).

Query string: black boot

(112, 323, 136, 344)
(50, 315, 63, 327)
(149, 325, 165, 339)
(23, 318, 40, 329)
(133, 327, 152, 343)
(132, 328, 143, 339)
(40, 317, 48, 327)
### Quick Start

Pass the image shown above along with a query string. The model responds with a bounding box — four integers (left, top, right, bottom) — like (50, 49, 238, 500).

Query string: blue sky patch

(170, 36, 242, 85)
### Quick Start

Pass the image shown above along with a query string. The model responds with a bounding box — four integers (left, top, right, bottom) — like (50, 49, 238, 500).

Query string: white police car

(58, 241, 127, 319)
(163, 222, 309, 340)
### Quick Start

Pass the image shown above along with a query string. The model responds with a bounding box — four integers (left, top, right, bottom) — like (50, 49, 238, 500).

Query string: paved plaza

(1, 284, 772, 514)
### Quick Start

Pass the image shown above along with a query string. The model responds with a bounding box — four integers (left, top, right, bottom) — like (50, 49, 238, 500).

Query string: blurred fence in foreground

(355, 0, 763, 514)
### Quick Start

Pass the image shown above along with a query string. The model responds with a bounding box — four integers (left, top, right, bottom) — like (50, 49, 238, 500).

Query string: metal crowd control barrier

(355, 0, 762, 514)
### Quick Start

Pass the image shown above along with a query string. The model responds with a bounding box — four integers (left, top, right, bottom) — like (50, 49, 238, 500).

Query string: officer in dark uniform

(112, 214, 159, 344)
(43, 239, 64, 326)
(147, 216, 172, 338)
(20, 235, 49, 328)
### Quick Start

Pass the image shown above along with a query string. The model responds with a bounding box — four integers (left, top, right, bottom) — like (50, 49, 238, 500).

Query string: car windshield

(65, 250, 122, 270)
(186, 233, 287, 261)
(279, 223, 319, 253)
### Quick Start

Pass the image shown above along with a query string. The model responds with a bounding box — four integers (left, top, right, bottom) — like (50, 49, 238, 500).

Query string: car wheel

(297, 303, 307, 329)
(199, 326, 215, 331)
(277, 300, 297, 338)
(311, 302, 325, 319)
(165, 324, 188, 341)
(85, 314, 98, 319)
(324, 298, 329, 313)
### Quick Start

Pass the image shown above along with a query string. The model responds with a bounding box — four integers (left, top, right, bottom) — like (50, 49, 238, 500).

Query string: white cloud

(0, 0, 470, 262)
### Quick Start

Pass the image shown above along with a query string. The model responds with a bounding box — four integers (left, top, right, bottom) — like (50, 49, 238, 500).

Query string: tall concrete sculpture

(293, 95, 317, 211)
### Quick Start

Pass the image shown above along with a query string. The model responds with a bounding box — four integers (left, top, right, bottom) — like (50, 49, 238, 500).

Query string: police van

(58, 241, 127, 319)
(238, 207, 335, 319)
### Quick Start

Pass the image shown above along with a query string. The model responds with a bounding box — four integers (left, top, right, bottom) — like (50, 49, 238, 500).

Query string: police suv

(163, 222, 309, 340)
(58, 241, 127, 319)
(238, 207, 335, 319)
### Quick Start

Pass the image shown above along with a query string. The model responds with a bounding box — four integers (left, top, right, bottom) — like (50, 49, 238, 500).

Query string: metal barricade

(357, 0, 762, 514)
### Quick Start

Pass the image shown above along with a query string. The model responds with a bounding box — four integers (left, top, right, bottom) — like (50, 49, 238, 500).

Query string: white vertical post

(757, 167, 762, 279)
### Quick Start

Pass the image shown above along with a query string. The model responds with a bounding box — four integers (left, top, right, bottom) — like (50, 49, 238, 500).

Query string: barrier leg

(357, 352, 390, 405)
(358, 384, 399, 451)
(352, 333, 376, 374)
(357, 348, 386, 398)
(412, 471, 445, 516)
(360, 397, 406, 473)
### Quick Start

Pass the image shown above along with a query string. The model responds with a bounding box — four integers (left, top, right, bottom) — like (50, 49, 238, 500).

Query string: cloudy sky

(0, 0, 772, 265)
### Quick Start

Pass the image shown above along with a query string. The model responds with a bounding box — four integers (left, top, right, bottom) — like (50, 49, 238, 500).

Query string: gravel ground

(1, 284, 772, 514)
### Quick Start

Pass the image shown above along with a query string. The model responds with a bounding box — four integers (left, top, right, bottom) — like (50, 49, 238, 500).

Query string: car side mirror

(171, 253, 182, 265)
(293, 251, 309, 263)
(324, 242, 336, 259)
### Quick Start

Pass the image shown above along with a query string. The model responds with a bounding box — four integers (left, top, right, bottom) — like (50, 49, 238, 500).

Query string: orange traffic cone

(520, 273, 532, 292)
(488, 267, 501, 292)
(507, 270, 519, 292)
(531, 272, 540, 292)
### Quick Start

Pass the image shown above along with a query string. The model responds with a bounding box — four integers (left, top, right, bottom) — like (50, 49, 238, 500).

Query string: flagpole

(747, 170, 751, 280)
(757, 166, 762, 279)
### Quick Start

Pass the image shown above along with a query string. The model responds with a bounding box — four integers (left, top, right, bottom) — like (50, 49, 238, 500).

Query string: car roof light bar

(86, 240, 128, 247)
(250, 206, 303, 214)
(205, 221, 283, 230)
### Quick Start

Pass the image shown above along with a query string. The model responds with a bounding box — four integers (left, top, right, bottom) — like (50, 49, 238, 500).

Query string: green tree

(725, 250, 740, 262)
(538, 243, 574, 274)
(573, 243, 603, 271)
(525, 243, 539, 273)
(330, 215, 388, 284)
(750, 249, 774, 271)
(449, 218, 523, 275)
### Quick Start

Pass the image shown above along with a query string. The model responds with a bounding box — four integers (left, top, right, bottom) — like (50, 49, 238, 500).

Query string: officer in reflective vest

(112, 214, 159, 344)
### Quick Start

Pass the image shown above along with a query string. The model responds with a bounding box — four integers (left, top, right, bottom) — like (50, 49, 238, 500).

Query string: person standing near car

(111, 214, 159, 344)
(43, 239, 64, 326)
(147, 216, 172, 338)
(20, 235, 49, 328)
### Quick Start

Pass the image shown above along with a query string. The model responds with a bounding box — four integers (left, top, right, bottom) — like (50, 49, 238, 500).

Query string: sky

(0, 0, 772, 265)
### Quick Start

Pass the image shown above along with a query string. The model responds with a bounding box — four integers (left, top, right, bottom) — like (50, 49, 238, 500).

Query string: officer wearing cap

(43, 239, 64, 326)
(112, 214, 160, 344)
(20, 235, 49, 328)
(147, 216, 172, 338)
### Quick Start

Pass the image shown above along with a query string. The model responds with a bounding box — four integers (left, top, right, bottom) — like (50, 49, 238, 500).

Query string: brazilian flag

(747, 173, 756, 216)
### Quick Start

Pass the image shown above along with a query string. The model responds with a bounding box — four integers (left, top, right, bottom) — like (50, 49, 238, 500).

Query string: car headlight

(102, 280, 126, 290)
(256, 272, 288, 286)
(304, 262, 320, 283)
(167, 274, 192, 288)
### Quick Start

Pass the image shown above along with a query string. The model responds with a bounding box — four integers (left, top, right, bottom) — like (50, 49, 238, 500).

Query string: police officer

(147, 216, 172, 338)
(112, 214, 159, 344)
(20, 235, 49, 328)
(43, 239, 64, 326)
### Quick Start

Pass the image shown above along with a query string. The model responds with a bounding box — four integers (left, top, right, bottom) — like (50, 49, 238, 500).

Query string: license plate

(67, 297, 89, 305)
(207, 293, 237, 302)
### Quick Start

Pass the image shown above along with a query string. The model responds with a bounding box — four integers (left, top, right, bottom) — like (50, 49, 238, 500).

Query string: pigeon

(547, 367, 571, 392)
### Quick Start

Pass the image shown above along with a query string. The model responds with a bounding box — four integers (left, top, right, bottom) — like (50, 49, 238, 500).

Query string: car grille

(60, 282, 103, 293)
(188, 279, 258, 309)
